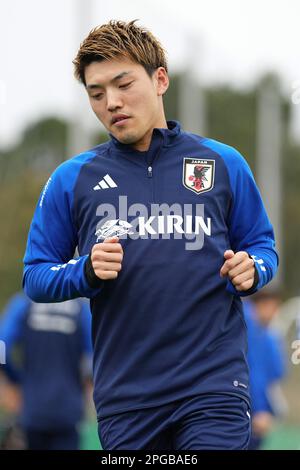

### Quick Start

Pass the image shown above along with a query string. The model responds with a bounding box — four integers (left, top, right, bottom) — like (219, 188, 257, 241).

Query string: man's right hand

(91, 237, 123, 280)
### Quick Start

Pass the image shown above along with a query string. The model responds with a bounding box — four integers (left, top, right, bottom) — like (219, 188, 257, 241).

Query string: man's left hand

(220, 250, 255, 291)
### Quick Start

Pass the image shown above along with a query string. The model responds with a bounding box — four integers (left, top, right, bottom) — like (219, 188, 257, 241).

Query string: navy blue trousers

(98, 394, 251, 450)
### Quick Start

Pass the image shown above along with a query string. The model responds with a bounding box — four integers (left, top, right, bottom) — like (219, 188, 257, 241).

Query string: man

(243, 291, 287, 450)
(23, 20, 278, 450)
(0, 293, 92, 450)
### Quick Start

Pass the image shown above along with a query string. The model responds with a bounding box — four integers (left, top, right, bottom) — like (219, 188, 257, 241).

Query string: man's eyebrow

(86, 71, 132, 90)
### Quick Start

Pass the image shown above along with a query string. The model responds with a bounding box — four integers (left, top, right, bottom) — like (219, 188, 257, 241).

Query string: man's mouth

(112, 115, 130, 126)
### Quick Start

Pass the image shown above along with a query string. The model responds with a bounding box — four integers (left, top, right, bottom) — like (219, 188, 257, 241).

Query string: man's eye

(119, 82, 133, 89)
(92, 94, 103, 100)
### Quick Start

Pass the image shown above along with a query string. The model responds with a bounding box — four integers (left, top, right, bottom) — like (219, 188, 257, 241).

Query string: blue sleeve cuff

(80, 255, 104, 298)
(23, 255, 103, 302)
(225, 257, 260, 297)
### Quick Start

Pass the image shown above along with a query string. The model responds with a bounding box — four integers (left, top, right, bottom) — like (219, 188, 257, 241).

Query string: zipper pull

(147, 166, 153, 178)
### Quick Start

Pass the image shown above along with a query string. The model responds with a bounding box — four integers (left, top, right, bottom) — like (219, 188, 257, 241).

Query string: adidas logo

(93, 174, 118, 190)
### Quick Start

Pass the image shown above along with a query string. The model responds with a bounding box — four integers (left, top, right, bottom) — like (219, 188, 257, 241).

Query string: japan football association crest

(182, 158, 215, 195)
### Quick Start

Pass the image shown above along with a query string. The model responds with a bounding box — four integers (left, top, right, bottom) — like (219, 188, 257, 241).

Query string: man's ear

(155, 67, 169, 96)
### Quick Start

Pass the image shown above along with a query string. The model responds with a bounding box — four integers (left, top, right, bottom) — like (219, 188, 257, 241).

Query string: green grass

(80, 420, 102, 450)
(262, 424, 300, 450)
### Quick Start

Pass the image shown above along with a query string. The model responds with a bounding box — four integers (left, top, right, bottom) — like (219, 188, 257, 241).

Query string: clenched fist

(91, 236, 124, 281)
(220, 250, 255, 291)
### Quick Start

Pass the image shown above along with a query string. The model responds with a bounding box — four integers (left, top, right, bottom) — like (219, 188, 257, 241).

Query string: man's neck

(133, 118, 168, 152)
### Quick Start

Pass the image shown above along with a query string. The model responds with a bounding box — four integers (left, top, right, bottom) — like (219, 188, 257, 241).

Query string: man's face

(85, 57, 169, 151)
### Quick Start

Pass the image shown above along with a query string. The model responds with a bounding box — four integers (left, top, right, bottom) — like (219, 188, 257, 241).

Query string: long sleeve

(23, 154, 101, 302)
(203, 140, 279, 296)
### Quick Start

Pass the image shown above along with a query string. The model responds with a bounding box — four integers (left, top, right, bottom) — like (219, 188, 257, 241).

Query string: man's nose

(106, 90, 122, 112)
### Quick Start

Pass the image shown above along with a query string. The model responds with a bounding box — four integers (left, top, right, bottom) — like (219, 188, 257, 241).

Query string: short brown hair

(73, 20, 168, 85)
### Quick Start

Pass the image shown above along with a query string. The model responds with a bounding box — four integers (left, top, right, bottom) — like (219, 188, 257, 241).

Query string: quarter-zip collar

(109, 120, 181, 157)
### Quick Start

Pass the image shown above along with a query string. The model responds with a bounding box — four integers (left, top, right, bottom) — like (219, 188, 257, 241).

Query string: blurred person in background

(23, 20, 278, 450)
(0, 292, 93, 450)
(0, 371, 25, 449)
(243, 290, 287, 450)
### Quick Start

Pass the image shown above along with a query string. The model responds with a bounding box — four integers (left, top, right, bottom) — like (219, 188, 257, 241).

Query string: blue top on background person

(0, 292, 93, 449)
(244, 291, 287, 449)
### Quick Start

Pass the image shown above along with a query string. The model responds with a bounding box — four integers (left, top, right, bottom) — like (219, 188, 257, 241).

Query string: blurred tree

(164, 74, 180, 123)
(206, 87, 256, 168)
(0, 117, 68, 184)
(0, 172, 45, 308)
(282, 144, 300, 295)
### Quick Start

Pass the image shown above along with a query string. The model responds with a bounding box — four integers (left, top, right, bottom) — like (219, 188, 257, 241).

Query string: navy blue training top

(0, 293, 92, 429)
(23, 121, 278, 419)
